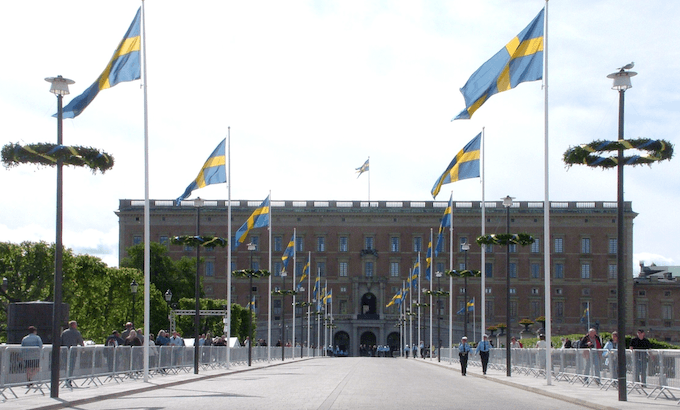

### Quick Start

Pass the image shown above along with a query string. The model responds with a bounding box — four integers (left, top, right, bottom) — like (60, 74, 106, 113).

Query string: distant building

(116, 199, 637, 355)
(634, 262, 680, 343)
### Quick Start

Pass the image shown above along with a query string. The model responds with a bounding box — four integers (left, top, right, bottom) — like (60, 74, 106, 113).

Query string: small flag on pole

(431, 133, 481, 199)
(281, 234, 295, 273)
(356, 158, 369, 178)
(60, 8, 142, 119)
(452, 8, 544, 120)
(233, 195, 270, 250)
(176, 139, 227, 205)
(435, 193, 453, 257)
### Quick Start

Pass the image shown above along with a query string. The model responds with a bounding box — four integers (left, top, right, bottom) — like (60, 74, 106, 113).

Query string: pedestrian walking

(475, 334, 491, 375)
(458, 336, 471, 376)
(61, 320, 84, 387)
(630, 329, 651, 386)
(21, 326, 42, 385)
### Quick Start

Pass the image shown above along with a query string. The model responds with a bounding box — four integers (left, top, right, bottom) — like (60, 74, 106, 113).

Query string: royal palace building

(117, 198, 637, 354)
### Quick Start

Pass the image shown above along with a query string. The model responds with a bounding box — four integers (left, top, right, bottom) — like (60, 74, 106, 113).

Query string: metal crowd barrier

(446, 347, 680, 403)
(0, 345, 321, 401)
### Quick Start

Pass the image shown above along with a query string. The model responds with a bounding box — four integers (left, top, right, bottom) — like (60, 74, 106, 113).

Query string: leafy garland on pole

(2, 142, 114, 173)
(272, 289, 298, 296)
(445, 269, 482, 278)
(170, 235, 228, 248)
(563, 138, 673, 169)
(476, 233, 535, 246)
(231, 269, 271, 279)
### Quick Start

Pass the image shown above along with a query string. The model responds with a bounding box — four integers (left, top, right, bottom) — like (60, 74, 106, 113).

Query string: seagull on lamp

(618, 62, 634, 71)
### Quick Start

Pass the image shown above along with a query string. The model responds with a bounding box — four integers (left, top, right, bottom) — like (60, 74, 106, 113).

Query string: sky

(1, 0, 678, 273)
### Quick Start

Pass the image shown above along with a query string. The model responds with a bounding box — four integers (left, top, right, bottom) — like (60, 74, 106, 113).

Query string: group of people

(458, 334, 492, 376)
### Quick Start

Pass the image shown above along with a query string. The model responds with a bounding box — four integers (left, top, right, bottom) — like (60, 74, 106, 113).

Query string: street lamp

(164, 289, 173, 331)
(461, 242, 470, 339)
(247, 242, 256, 366)
(46, 75, 74, 399)
(502, 195, 514, 377)
(608, 66, 636, 402)
(435, 271, 443, 362)
(193, 197, 204, 375)
(130, 279, 139, 326)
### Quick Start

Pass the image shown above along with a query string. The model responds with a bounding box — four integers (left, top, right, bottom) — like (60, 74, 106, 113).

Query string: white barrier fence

(439, 347, 680, 402)
(0, 345, 320, 400)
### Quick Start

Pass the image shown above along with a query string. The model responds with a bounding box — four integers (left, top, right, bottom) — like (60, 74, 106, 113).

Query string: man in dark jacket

(630, 329, 651, 385)
(579, 328, 602, 384)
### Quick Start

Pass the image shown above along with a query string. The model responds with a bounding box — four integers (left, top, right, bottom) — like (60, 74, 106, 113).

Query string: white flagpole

(368, 156, 371, 202)
(292, 228, 296, 359)
(429, 257, 433, 361)
(480, 127, 486, 338)
(267, 190, 272, 362)
(409, 268, 413, 357)
(324, 280, 328, 354)
(307, 252, 311, 357)
(141, 0, 150, 382)
(226, 127, 232, 369)
(543, 0, 553, 386)
(447, 205, 453, 364)
(418, 243, 422, 357)
(473, 298, 476, 343)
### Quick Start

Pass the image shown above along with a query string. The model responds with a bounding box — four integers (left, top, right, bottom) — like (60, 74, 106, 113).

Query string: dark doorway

(358, 293, 378, 319)
(360, 331, 377, 356)
(334, 331, 350, 356)
(386, 332, 400, 354)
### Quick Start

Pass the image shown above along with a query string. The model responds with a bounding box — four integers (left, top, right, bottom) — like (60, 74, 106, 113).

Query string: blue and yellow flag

(248, 296, 256, 313)
(393, 289, 404, 306)
(431, 133, 481, 199)
(467, 298, 475, 311)
(297, 257, 310, 290)
(411, 261, 420, 289)
(435, 193, 453, 257)
(281, 234, 295, 272)
(61, 8, 142, 118)
(313, 276, 320, 300)
(233, 195, 270, 250)
(425, 242, 432, 281)
(176, 139, 227, 205)
(453, 8, 544, 121)
(356, 158, 369, 178)
(324, 289, 332, 304)
(386, 291, 399, 308)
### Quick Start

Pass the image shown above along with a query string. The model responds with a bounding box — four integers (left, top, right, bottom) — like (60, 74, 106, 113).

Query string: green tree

(173, 298, 253, 343)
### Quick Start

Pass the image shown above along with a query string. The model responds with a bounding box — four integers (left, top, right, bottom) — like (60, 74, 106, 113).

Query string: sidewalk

(418, 357, 680, 410)
(5, 358, 308, 410)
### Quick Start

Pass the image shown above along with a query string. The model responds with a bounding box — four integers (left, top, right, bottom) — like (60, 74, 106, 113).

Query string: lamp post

(130, 279, 139, 326)
(247, 242, 256, 366)
(435, 271, 443, 362)
(607, 66, 636, 402)
(164, 289, 173, 331)
(462, 242, 470, 339)
(502, 195, 514, 377)
(281, 270, 287, 361)
(46, 75, 74, 399)
(193, 197, 204, 375)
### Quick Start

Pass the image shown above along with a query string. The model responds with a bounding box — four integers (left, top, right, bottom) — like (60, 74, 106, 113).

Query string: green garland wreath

(476, 233, 535, 246)
(2, 142, 114, 173)
(424, 289, 449, 297)
(445, 269, 482, 278)
(170, 235, 228, 248)
(271, 289, 298, 296)
(563, 138, 673, 169)
(231, 269, 271, 279)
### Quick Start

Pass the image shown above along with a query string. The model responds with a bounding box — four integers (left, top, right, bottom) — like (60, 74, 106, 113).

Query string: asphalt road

(65, 358, 586, 410)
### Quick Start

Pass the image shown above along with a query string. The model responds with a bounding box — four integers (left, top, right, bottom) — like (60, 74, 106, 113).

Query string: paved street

(10, 357, 680, 410)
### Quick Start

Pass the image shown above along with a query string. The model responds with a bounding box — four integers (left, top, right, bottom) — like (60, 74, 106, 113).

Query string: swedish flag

(233, 195, 270, 250)
(298, 257, 310, 290)
(431, 133, 481, 199)
(281, 235, 295, 272)
(176, 139, 227, 205)
(435, 193, 452, 257)
(425, 242, 432, 281)
(61, 8, 142, 118)
(453, 8, 544, 121)
(411, 262, 420, 289)
(356, 158, 369, 178)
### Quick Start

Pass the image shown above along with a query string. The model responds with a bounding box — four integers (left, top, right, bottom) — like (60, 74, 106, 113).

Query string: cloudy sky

(1, 0, 678, 273)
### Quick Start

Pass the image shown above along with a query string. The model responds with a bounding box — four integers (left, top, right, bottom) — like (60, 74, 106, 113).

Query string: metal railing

(440, 347, 680, 403)
(0, 345, 320, 401)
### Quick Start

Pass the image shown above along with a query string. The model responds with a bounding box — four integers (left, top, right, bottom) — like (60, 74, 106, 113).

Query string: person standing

(603, 331, 619, 380)
(458, 336, 471, 376)
(579, 328, 602, 384)
(121, 322, 134, 340)
(475, 334, 491, 375)
(61, 320, 84, 387)
(21, 326, 43, 385)
(630, 329, 651, 386)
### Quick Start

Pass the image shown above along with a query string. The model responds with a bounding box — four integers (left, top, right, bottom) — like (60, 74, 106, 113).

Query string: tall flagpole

(480, 127, 486, 338)
(543, 0, 553, 386)
(141, 0, 150, 382)
(429, 261, 433, 361)
(267, 190, 272, 362)
(448, 204, 453, 365)
(307, 251, 311, 357)
(226, 127, 232, 369)
(409, 268, 413, 356)
(368, 156, 371, 202)
(292, 229, 296, 359)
